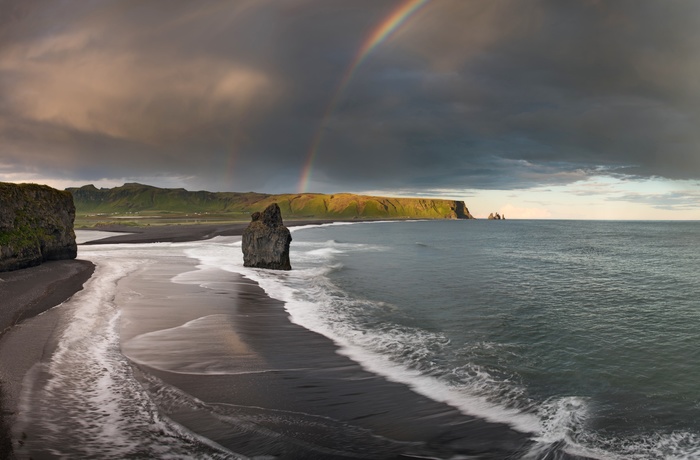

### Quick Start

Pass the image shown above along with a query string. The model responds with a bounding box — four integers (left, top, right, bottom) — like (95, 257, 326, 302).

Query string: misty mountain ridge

(67, 183, 474, 220)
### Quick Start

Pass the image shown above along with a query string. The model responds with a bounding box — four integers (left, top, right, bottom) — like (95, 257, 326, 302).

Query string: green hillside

(67, 183, 473, 222)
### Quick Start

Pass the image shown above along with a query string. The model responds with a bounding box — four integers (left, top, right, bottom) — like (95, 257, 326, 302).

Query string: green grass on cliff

(68, 183, 472, 227)
(1, 183, 71, 247)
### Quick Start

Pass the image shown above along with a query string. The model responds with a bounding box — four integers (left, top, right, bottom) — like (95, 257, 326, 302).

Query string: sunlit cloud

(2, 34, 277, 144)
(499, 204, 552, 220)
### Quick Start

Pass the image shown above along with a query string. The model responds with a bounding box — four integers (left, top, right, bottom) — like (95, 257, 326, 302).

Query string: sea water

(221, 220, 700, 458)
(17, 221, 700, 458)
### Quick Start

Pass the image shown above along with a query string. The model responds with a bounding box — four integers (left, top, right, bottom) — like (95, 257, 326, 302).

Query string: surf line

(297, 0, 431, 193)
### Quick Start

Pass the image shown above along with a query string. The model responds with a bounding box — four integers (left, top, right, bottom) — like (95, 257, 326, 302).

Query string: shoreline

(0, 219, 319, 450)
(134, 270, 539, 458)
(0, 259, 95, 458)
(110, 246, 551, 458)
(0, 222, 588, 458)
(0, 260, 95, 337)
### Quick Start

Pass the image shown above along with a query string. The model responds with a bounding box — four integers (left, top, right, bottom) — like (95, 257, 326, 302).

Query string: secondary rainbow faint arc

(297, 0, 431, 193)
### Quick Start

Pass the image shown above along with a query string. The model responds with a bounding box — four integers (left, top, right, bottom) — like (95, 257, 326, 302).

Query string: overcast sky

(1, 0, 700, 219)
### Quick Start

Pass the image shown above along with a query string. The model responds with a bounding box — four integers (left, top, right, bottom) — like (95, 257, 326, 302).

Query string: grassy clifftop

(68, 183, 473, 221)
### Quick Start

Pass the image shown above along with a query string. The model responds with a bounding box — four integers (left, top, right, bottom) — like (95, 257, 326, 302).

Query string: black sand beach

(81, 220, 336, 245)
(0, 224, 589, 458)
(0, 260, 95, 336)
(136, 271, 537, 459)
(0, 259, 95, 458)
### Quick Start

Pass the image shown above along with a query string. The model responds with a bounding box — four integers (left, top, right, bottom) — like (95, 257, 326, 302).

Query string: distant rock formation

(0, 182, 78, 272)
(487, 212, 504, 220)
(242, 203, 292, 270)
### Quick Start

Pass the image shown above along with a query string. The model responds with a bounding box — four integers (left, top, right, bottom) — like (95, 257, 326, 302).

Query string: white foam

(543, 422, 700, 460)
(289, 222, 358, 233)
(536, 396, 590, 444)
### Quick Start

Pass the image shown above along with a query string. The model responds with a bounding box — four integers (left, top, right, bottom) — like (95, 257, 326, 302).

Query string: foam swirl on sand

(123, 314, 269, 375)
(16, 244, 236, 458)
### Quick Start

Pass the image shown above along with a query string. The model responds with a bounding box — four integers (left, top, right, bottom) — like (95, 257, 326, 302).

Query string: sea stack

(0, 182, 78, 272)
(242, 203, 292, 270)
(487, 212, 504, 220)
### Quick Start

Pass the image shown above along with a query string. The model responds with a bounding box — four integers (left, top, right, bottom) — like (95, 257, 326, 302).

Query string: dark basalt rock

(487, 212, 504, 220)
(0, 182, 78, 272)
(242, 203, 292, 270)
(452, 201, 475, 219)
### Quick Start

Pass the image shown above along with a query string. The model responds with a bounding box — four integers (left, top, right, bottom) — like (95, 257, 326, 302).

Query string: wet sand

(0, 260, 95, 337)
(0, 259, 95, 457)
(81, 219, 337, 244)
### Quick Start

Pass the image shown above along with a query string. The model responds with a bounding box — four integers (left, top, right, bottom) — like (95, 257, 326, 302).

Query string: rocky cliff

(242, 203, 292, 270)
(0, 182, 78, 272)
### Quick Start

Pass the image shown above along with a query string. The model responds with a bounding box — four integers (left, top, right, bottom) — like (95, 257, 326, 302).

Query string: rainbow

(297, 0, 430, 193)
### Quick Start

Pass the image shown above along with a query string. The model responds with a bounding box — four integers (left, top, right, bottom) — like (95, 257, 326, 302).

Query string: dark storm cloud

(2, 0, 700, 192)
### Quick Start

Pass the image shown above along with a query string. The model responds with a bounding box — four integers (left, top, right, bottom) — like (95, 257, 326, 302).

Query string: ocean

(14, 220, 700, 458)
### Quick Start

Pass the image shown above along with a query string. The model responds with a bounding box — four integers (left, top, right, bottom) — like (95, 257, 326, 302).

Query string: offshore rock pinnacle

(242, 203, 292, 270)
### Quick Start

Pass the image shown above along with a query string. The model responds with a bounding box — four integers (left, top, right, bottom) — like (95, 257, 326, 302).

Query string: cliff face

(0, 183, 78, 272)
(453, 201, 474, 219)
(272, 194, 474, 220)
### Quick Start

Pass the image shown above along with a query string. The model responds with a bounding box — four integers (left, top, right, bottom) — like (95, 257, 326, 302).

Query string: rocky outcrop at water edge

(242, 203, 292, 270)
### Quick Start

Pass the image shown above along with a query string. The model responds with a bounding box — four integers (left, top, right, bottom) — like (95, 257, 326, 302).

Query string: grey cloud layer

(1, 0, 700, 192)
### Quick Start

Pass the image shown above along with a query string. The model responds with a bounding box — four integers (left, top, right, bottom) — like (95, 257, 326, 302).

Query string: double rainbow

(297, 0, 430, 193)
